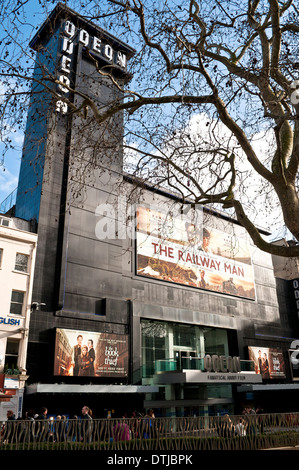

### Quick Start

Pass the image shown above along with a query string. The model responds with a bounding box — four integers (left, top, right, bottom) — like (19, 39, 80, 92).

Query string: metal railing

(0, 187, 17, 214)
(1, 413, 299, 450)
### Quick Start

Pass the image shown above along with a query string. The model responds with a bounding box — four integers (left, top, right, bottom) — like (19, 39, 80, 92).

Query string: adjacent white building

(0, 215, 37, 420)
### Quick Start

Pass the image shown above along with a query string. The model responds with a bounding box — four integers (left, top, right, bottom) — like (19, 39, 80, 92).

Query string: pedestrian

(17, 410, 36, 443)
(69, 415, 80, 442)
(113, 416, 131, 442)
(242, 406, 257, 435)
(143, 409, 155, 439)
(235, 418, 247, 436)
(218, 414, 234, 438)
(54, 415, 67, 442)
(24, 410, 35, 421)
(256, 405, 265, 433)
(6, 410, 16, 421)
(35, 407, 51, 441)
(0, 410, 16, 444)
(81, 406, 93, 443)
(37, 407, 48, 420)
(81, 406, 92, 420)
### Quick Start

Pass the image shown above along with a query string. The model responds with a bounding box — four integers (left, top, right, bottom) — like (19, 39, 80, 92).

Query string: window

(204, 329, 228, 356)
(173, 324, 196, 348)
(5, 339, 20, 370)
(0, 217, 10, 227)
(15, 253, 29, 272)
(10, 290, 25, 315)
(142, 320, 167, 377)
(141, 320, 230, 378)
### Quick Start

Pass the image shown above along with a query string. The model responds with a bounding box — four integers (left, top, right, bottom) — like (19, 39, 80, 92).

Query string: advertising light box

(54, 328, 129, 378)
(136, 206, 256, 300)
(248, 346, 286, 379)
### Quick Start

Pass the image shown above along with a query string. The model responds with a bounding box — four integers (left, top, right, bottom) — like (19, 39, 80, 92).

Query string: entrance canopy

(154, 370, 263, 384)
(26, 383, 159, 394)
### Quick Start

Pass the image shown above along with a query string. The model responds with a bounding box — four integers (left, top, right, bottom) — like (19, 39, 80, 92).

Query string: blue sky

(0, 1, 45, 206)
(0, 0, 136, 206)
(0, 1, 92, 206)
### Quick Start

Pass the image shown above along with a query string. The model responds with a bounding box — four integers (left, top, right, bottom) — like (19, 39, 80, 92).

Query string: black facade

(14, 4, 299, 418)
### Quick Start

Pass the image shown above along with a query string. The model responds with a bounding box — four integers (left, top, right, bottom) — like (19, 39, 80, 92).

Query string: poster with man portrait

(248, 346, 286, 379)
(136, 205, 256, 299)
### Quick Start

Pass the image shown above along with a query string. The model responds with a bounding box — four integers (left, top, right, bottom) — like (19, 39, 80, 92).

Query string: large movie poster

(54, 328, 129, 378)
(136, 206, 256, 299)
(248, 346, 286, 379)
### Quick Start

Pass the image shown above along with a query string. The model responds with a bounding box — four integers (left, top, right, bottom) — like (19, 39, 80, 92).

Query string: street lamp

(31, 302, 46, 311)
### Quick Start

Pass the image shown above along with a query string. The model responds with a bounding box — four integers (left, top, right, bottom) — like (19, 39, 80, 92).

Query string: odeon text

(56, 20, 127, 114)
(203, 354, 241, 373)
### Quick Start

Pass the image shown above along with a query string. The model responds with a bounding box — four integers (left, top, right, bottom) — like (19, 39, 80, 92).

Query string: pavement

(263, 445, 299, 450)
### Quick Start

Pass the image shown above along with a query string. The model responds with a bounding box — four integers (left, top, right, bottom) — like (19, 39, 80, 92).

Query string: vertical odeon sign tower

(15, 4, 135, 385)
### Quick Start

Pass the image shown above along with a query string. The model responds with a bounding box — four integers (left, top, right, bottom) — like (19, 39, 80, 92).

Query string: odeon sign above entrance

(203, 355, 241, 373)
(155, 354, 263, 385)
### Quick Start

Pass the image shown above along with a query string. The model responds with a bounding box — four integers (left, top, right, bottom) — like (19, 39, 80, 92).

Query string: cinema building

(9, 3, 299, 417)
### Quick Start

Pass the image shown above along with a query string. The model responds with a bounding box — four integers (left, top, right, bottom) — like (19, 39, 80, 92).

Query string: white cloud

(0, 167, 18, 202)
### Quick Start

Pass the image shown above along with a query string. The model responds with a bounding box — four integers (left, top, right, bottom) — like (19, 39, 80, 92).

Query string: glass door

(174, 350, 197, 369)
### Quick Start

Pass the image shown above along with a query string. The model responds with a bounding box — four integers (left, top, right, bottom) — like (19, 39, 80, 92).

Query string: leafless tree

(1, 0, 299, 257)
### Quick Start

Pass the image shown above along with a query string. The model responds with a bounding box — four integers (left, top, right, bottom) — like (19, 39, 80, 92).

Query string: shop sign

(154, 369, 262, 385)
(63, 20, 127, 68)
(203, 354, 241, 373)
(0, 317, 21, 327)
(193, 372, 262, 383)
(4, 377, 19, 389)
(292, 279, 299, 318)
(56, 20, 127, 114)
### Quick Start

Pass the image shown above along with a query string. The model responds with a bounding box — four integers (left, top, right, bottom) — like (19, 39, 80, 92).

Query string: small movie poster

(248, 346, 285, 379)
(54, 328, 129, 378)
